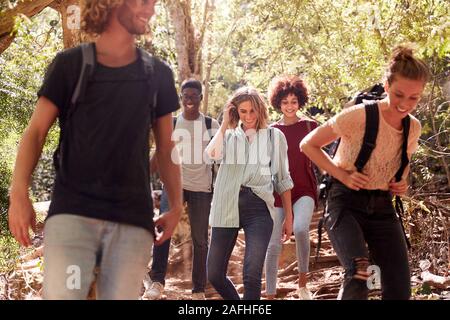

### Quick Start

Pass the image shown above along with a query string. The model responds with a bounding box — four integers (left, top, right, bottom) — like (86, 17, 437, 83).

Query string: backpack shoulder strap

(268, 126, 275, 175)
(55, 43, 95, 173)
(173, 116, 177, 128)
(354, 102, 379, 172)
(205, 116, 212, 131)
(138, 48, 158, 123)
(394, 115, 411, 182)
(204, 116, 212, 140)
(70, 42, 95, 108)
(394, 115, 412, 249)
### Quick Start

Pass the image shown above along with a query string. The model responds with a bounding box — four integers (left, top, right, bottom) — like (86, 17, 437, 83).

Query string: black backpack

(315, 102, 411, 263)
(53, 43, 158, 174)
(318, 83, 388, 199)
(354, 83, 386, 105)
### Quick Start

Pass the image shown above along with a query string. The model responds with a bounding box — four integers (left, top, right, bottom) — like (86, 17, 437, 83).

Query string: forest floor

(1, 201, 449, 300)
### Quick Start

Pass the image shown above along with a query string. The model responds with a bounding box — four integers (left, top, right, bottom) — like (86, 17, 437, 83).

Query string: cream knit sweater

(325, 103, 421, 190)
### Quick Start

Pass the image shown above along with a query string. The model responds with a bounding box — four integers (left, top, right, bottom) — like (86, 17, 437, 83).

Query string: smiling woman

(300, 45, 431, 300)
(205, 86, 294, 300)
(382, 47, 431, 130)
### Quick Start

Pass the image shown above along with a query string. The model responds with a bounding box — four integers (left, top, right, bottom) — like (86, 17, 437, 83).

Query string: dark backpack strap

(268, 127, 273, 172)
(205, 116, 212, 139)
(354, 102, 379, 172)
(55, 43, 95, 172)
(138, 48, 158, 125)
(394, 115, 412, 249)
(69, 42, 95, 114)
(203, 116, 216, 193)
(173, 116, 177, 128)
(395, 115, 411, 182)
(205, 116, 212, 131)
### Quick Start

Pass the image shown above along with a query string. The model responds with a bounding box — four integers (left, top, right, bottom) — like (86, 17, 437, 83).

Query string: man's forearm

(10, 128, 45, 198)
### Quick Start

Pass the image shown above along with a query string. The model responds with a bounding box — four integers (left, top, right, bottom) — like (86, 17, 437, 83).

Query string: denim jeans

(150, 188, 212, 293)
(207, 187, 273, 300)
(265, 196, 315, 295)
(43, 214, 153, 299)
(325, 180, 411, 300)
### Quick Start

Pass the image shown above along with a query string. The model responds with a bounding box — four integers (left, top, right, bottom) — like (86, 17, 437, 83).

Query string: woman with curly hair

(301, 46, 430, 299)
(264, 75, 318, 300)
(8, 0, 183, 299)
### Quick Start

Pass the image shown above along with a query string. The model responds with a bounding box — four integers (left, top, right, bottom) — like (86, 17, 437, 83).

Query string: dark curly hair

(267, 75, 308, 110)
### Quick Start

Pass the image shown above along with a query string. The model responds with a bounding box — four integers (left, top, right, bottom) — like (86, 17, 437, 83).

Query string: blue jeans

(325, 180, 411, 300)
(43, 214, 153, 299)
(265, 196, 315, 295)
(207, 187, 273, 300)
(150, 188, 212, 293)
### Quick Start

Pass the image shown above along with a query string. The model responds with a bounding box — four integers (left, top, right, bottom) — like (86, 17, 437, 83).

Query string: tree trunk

(0, 34, 14, 54)
(50, 0, 85, 48)
(165, 0, 197, 82)
(165, 0, 216, 116)
(202, 59, 212, 115)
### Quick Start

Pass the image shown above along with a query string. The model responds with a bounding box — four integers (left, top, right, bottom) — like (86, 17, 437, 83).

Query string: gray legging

(264, 196, 315, 295)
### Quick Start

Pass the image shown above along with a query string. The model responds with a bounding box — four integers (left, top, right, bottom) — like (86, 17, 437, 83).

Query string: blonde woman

(206, 87, 293, 300)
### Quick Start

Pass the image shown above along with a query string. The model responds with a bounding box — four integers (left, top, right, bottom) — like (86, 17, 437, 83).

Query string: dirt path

(2, 202, 448, 300)
(147, 209, 344, 300)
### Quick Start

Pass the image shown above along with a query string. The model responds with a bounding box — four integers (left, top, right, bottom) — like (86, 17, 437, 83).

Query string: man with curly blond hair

(8, 0, 183, 299)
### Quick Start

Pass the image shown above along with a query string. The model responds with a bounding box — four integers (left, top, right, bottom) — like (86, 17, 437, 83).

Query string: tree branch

(0, 0, 56, 54)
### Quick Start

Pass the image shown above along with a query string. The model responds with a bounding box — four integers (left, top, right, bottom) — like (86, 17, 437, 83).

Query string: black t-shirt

(38, 44, 180, 233)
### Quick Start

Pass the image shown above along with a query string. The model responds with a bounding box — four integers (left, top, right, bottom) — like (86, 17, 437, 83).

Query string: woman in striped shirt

(206, 86, 293, 300)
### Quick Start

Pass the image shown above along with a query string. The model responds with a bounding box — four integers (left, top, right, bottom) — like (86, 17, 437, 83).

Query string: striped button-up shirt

(206, 125, 293, 227)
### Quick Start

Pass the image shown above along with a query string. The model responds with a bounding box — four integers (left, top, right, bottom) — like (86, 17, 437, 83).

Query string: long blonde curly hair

(81, 0, 124, 35)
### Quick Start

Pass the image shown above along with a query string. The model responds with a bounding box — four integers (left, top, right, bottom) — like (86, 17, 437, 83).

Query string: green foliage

(31, 153, 55, 202)
(160, 0, 449, 185)
(0, 7, 61, 201)
(0, 160, 11, 232)
(0, 158, 19, 273)
(0, 8, 62, 271)
(0, 0, 449, 273)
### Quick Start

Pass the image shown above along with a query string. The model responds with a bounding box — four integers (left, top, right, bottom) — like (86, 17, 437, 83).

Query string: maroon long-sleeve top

(272, 119, 318, 208)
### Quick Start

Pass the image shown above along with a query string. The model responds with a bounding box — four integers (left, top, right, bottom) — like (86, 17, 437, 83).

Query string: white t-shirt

(172, 113, 220, 193)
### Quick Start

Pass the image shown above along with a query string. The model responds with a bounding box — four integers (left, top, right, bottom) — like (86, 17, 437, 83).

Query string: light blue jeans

(265, 196, 315, 295)
(43, 214, 153, 299)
